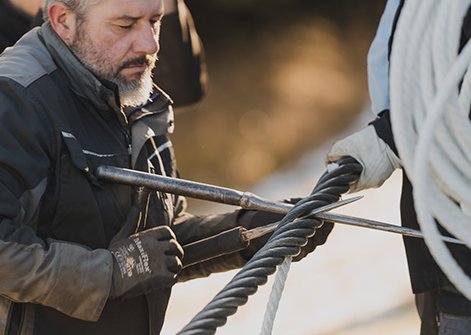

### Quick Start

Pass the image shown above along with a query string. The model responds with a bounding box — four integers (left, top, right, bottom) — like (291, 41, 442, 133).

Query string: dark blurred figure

(0, 0, 42, 51)
(0, 0, 206, 107)
(156, 0, 207, 107)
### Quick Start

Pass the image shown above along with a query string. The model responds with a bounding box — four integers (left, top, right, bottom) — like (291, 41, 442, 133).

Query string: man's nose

(134, 25, 159, 55)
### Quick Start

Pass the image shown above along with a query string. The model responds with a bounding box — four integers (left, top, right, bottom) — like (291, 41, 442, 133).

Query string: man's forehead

(88, 0, 163, 17)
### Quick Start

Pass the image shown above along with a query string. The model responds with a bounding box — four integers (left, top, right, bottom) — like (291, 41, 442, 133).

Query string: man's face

(68, 0, 163, 107)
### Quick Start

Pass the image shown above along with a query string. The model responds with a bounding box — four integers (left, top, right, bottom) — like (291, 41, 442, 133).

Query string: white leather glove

(326, 125, 401, 192)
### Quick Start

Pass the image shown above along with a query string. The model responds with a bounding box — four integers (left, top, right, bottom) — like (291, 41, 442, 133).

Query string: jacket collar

(40, 22, 123, 120)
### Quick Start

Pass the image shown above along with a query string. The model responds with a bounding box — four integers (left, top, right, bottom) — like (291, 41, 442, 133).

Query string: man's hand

(109, 226, 183, 299)
(240, 205, 332, 262)
(292, 220, 333, 261)
(326, 125, 401, 192)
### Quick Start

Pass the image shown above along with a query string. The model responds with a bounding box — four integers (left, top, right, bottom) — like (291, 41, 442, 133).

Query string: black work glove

(292, 220, 333, 261)
(109, 226, 184, 299)
(240, 199, 334, 262)
(240, 210, 285, 261)
(285, 197, 334, 262)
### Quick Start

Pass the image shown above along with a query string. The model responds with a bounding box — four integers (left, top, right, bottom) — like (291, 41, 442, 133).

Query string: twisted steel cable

(177, 157, 361, 335)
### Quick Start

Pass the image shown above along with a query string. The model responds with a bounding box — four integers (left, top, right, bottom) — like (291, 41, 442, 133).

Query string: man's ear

(48, 2, 77, 45)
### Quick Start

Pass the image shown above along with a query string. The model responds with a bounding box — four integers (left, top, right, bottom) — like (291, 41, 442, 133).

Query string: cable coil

(390, 0, 471, 299)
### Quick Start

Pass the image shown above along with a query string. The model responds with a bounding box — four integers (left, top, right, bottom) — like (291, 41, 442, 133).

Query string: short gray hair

(42, 0, 90, 22)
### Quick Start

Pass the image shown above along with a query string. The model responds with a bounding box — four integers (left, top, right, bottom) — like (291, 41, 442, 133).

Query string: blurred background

(171, 0, 383, 189)
(161, 1, 421, 334)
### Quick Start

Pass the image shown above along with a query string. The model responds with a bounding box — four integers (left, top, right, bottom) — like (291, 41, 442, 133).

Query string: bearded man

(0, 0, 328, 334)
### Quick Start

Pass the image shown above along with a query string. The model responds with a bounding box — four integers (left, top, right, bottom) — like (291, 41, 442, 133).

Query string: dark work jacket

(0, 23, 256, 335)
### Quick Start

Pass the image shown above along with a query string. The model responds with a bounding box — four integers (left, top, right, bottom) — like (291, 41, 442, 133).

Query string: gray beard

(69, 23, 155, 108)
(116, 69, 154, 107)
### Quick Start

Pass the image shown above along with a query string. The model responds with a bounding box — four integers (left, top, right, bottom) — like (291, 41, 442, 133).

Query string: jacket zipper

(122, 127, 132, 166)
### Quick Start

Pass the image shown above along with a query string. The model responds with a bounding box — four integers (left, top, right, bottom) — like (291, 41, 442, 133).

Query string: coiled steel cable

(177, 157, 361, 335)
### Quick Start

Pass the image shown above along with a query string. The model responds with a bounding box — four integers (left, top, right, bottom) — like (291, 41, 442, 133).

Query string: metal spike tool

(242, 196, 362, 240)
(96, 166, 464, 267)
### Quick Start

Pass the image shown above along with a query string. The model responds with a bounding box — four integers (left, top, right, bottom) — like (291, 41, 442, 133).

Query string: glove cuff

(327, 125, 401, 192)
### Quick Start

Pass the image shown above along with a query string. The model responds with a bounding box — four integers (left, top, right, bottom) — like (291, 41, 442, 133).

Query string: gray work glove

(326, 125, 401, 192)
(109, 226, 184, 299)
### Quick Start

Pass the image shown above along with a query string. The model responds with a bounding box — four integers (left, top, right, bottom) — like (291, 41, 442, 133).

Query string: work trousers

(416, 290, 471, 335)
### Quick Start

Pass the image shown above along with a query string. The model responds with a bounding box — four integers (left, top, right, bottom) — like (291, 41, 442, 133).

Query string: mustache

(120, 55, 158, 70)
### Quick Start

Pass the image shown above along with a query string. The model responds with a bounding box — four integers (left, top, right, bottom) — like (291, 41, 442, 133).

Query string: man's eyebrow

(115, 13, 164, 21)
(115, 15, 140, 21)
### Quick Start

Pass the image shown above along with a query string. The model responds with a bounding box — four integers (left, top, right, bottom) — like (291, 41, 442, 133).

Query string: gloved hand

(239, 210, 285, 261)
(326, 125, 401, 192)
(240, 200, 333, 262)
(283, 197, 334, 262)
(109, 226, 184, 299)
(292, 220, 333, 261)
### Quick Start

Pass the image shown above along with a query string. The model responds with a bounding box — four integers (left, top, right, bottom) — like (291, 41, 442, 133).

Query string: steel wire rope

(177, 158, 361, 335)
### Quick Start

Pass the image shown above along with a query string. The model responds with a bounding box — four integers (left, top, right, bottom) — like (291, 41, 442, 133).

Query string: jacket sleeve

(172, 199, 285, 282)
(0, 81, 113, 321)
(171, 208, 244, 282)
(367, 0, 402, 115)
(369, 109, 399, 156)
